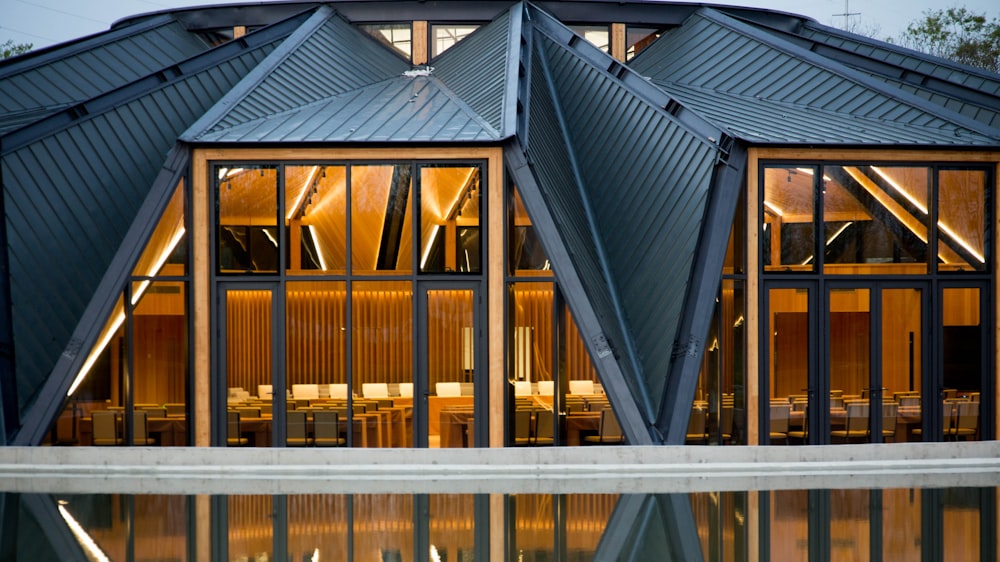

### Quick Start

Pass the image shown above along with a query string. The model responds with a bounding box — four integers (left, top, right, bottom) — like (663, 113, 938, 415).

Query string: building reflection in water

(1, 489, 994, 561)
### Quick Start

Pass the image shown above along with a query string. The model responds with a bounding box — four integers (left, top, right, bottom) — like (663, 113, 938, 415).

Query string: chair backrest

(769, 403, 790, 433)
(237, 406, 261, 419)
(846, 402, 870, 431)
(514, 409, 531, 441)
(398, 382, 413, 398)
(687, 406, 706, 435)
(513, 381, 532, 397)
(258, 384, 273, 399)
(534, 410, 554, 441)
(362, 383, 389, 398)
(436, 382, 462, 397)
(313, 410, 340, 438)
(328, 384, 349, 400)
(286, 410, 308, 440)
(132, 410, 149, 443)
(291, 384, 319, 399)
(882, 402, 898, 432)
(899, 396, 920, 408)
(720, 405, 734, 435)
(227, 411, 241, 438)
(569, 380, 594, 395)
(600, 408, 623, 442)
(92, 411, 119, 444)
(537, 380, 554, 396)
(958, 401, 979, 430)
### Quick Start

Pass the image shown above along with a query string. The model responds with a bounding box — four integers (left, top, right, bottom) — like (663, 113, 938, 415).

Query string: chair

(720, 403, 734, 444)
(831, 401, 870, 443)
(881, 402, 898, 442)
(769, 403, 791, 444)
(436, 382, 462, 397)
(227, 411, 249, 446)
(236, 406, 261, 419)
(537, 380, 554, 396)
(787, 405, 808, 444)
(513, 381, 532, 397)
(362, 383, 389, 398)
(132, 410, 156, 445)
(286, 410, 312, 446)
(583, 408, 624, 444)
(313, 410, 346, 447)
(164, 403, 186, 417)
(685, 406, 708, 444)
(328, 384, 349, 400)
(257, 384, 273, 399)
(398, 383, 413, 398)
(291, 384, 320, 399)
(569, 380, 594, 395)
(532, 410, 554, 445)
(513, 409, 531, 446)
(92, 411, 122, 446)
(947, 401, 979, 441)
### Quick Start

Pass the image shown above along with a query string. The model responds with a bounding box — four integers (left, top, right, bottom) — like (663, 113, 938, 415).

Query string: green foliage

(1, 39, 33, 59)
(899, 7, 1000, 73)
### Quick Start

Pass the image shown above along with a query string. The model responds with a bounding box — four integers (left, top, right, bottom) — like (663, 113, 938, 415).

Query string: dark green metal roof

(0, 15, 210, 135)
(0, 13, 307, 423)
(630, 8, 1000, 146)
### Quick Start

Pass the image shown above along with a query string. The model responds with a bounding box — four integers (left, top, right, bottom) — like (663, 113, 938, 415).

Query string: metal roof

(187, 5, 412, 139)
(0, 14, 304, 422)
(195, 75, 500, 143)
(630, 8, 1000, 146)
(0, 15, 209, 135)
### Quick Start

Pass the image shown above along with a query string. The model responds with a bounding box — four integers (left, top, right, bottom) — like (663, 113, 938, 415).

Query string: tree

(897, 7, 1000, 73)
(1, 39, 33, 59)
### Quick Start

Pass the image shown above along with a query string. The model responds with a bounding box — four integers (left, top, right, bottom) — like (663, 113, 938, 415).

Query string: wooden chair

(831, 401, 869, 443)
(769, 403, 791, 444)
(286, 410, 312, 446)
(132, 410, 156, 445)
(313, 410, 346, 447)
(947, 401, 979, 441)
(685, 406, 708, 444)
(532, 410, 554, 445)
(513, 409, 531, 446)
(720, 403, 734, 444)
(92, 411, 122, 446)
(787, 405, 808, 444)
(881, 402, 898, 442)
(227, 411, 249, 446)
(583, 408, 624, 445)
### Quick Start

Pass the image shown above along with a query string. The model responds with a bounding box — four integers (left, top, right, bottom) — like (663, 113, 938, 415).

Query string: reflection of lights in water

(58, 503, 110, 562)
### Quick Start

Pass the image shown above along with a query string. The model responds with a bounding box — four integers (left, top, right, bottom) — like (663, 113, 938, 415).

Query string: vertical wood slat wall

(514, 284, 600, 382)
(286, 286, 347, 384)
(426, 290, 474, 386)
(226, 290, 272, 393)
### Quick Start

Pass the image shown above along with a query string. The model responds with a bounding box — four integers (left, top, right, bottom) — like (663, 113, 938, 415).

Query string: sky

(1, 0, 999, 51)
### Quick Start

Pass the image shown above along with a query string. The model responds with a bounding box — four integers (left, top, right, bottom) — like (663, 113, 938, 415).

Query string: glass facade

(761, 162, 992, 445)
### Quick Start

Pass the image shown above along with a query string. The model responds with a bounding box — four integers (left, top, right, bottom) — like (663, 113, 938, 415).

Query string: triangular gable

(432, 4, 521, 137)
(4, 14, 311, 443)
(185, 5, 412, 140)
(194, 75, 500, 143)
(631, 8, 1000, 146)
(509, 4, 744, 443)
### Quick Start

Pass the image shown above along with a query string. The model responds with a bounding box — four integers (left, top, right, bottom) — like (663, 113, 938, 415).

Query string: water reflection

(2, 488, 994, 561)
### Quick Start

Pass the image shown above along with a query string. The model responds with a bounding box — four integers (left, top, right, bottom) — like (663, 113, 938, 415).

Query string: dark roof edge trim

(12, 145, 191, 445)
(528, 2, 733, 157)
(1, 10, 312, 154)
(499, 3, 524, 138)
(504, 141, 655, 445)
(697, 8, 1000, 141)
(0, 14, 182, 79)
(180, 5, 336, 141)
(657, 142, 748, 444)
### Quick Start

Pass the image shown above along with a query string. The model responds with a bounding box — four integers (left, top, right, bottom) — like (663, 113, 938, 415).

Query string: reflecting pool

(3, 488, 996, 561)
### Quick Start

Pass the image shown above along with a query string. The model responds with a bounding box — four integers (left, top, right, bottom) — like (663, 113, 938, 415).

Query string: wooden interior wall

(426, 290, 474, 386)
(514, 284, 600, 382)
(286, 286, 347, 385)
(352, 285, 413, 385)
(133, 316, 186, 404)
(226, 290, 272, 393)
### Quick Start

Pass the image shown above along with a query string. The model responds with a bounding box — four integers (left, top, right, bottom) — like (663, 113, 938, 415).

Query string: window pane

(509, 184, 551, 274)
(568, 25, 609, 52)
(938, 169, 987, 272)
(351, 165, 413, 274)
(763, 167, 815, 272)
(823, 166, 929, 274)
(768, 288, 809, 445)
(427, 289, 475, 448)
(626, 26, 662, 59)
(224, 288, 272, 447)
(360, 23, 412, 59)
(286, 165, 347, 273)
(431, 24, 480, 57)
(882, 288, 923, 443)
(828, 288, 870, 444)
(942, 287, 982, 441)
(134, 179, 186, 277)
(217, 165, 279, 273)
(419, 165, 481, 273)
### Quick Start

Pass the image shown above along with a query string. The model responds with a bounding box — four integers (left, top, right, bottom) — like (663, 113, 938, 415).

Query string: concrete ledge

(1, 442, 998, 495)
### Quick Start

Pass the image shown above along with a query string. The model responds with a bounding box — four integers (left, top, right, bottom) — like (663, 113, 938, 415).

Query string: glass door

(766, 285, 815, 445)
(419, 283, 480, 448)
(826, 286, 873, 444)
(218, 284, 279, 447)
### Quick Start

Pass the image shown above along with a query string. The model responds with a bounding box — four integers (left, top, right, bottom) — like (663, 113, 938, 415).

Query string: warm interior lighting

(288, 166, 320, 220)
(763, 200, 783, 216)
(800, 222, 853, 266)
(462, 326, 474, 372)
(939, 222, 986, 264)
(68, 225, 187, 397)
(871, 166, 928, 214)
(514, 326, 532, 382)
(309, 225, 328, 269)
(58, 502, 111, 562)
(420, 225, 440, 269)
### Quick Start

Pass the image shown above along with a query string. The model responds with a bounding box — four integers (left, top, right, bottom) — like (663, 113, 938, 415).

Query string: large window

(761, 161, 992, 445)
(216, 160, 484, 449)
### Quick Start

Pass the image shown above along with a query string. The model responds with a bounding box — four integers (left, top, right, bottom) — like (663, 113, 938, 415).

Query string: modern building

(1, 0, 997, 449)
